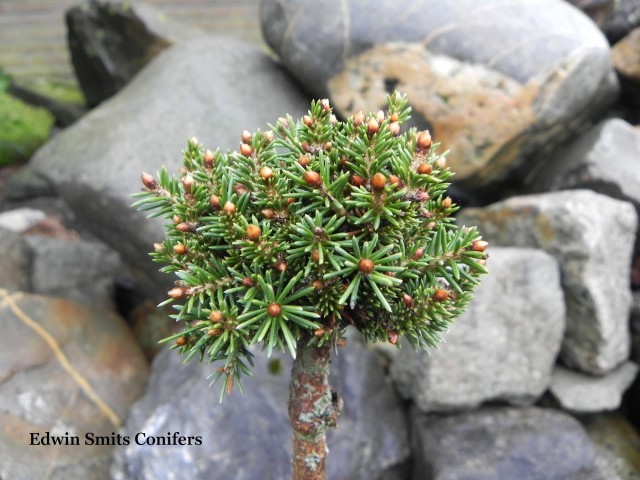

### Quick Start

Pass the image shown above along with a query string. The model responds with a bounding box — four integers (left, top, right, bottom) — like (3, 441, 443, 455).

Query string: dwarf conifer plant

(133, 93, 488, 480)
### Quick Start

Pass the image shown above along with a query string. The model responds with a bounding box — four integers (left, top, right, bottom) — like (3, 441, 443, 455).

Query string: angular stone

(459, 190, 636, 374)
(66, 0, 202, 106)
(411, 407, 602, 480)
(0, 228, 30, 291)
(391, 247, 565, 412)
(549, 362, 639, 413)
(23, 234, 122, 308)
(564, 0, 614, 28)
(604, 0, 640, 44)
(261, 0, 619, 191)
(525, 119, 640, 249)
(112, 337, 410, 480)
(30, 36, 310, 298)
(0, 291, 149, 480)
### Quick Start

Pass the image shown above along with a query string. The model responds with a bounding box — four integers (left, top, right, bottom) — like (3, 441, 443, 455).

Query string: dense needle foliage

(133, 93, 488, 399)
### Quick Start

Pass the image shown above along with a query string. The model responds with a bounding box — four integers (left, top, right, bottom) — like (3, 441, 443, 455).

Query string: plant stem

(288, 339, 342, 480)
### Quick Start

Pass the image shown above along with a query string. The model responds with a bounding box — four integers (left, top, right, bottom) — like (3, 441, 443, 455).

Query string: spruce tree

(133, 93, 488, 479)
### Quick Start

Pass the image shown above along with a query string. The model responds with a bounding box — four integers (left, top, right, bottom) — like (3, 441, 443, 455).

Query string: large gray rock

(411, 407, 602, 480)
(261, 0, 619, 191)
(0, 291, 149, 480)
(459, 190, 637, 375)
(526, 119, 640, 251)
(391, 247, 565, 413)
(30, 36, 310, 299)
(549, 362, 639, 413)
(111, 337, 410, 480)
(0, 228, 30, 291)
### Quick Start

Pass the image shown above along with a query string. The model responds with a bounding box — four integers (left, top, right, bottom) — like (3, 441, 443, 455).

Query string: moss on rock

(0, 92, 54, 165)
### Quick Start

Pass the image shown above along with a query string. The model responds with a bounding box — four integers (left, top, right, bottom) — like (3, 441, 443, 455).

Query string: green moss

(0, 91, 54, 165)
(20, 77, 86, 105)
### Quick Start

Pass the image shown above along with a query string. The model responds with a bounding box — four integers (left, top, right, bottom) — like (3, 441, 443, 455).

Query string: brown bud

(416, 130, 432, 150)
(204, 149, 215, 167)
(367, 118, 379, 135)
(223, 201, 237, 216)
(427, 221, 436, 229)
(336, 336, 348, 347)
(389, 174, 401, 186)
(320, 99, 331, 112)
(402, 293, 414, 308)
(388, 122, 400, 136)
(234, 183, 248, 195)
(168, 287, 187, 299)
(371, 172, 387, 190)
(173, 243, 187, 255)
(240, 143, 253, 157)
(181, 174, 195, 191)
(472, 240, 489, 252)
(264, 130, 274, 144)
(417, 163, 433, 175)
(389, 113, 399, 123)
(433, 288, 449, 302)
(259, 166, 274, 180)
(210, 195, 220, 208)
(153, 242, 163, 252)
(209, 310, 224, 323)
(311, 250, 320, 263)
(172, 214, 182, 224)
(277, 117, 289, 129)
(351, 175, 366, 188)
(358, 258, 375, 274)
(314, 327, 326, 337)
(388, 330, 399, 345)
(416, 189, 430, 201)
(442, 197, 452, 209)
(176, 336, 188, 346)
(298, 155, 310, 167)
(353, 111, 365, 126)
(305, 171, 323, 187)
(323, 141, 332, 152)
(301, 141, 313, 153)
(261, 208, 275, 219)
(267, 303, 282, 317)
(286, 197, 295, 205)
(176, 222, 194, 233)
(376, 110, 385, 123)
(241, 130, 252, 143)
(303, 115, 314, 127)
(242, 277, 254, 288)
(246, 224, 261, 241)
(275, 260, 288, 272)
(207, 328, 222, 336)
(141, 172, 156, 190)
(312, 280, 324, 290)
(412, 248, 425, 260)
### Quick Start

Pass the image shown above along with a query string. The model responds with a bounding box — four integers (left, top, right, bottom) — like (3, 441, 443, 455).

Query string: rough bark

(288, 340, 342, 480)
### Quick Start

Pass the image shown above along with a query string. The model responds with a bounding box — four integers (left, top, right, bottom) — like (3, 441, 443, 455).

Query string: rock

(611, 27, 640, 104)
(4, 165, 57, 201)
(0, 228, 30, 290)
(23, 234, 122, 308)
(0, 207, 46, 232)
(549, 362, 639, 413)
(111, 336, 410, 480)
(564, 0, 613, 28)
(604, 0, 640, 44)
(580, 413, 640, 480)
(8, 82, 87, 126)
(524, 119, 640, 250)
(66, 0, 202, 106)
(30, 36, 310, 299)
(0, 91, 54, 165)
(458, 190, 637, 374)
(390, 247, 565, 412)
(261, 0, 619, 191)
(411, 407, 602, 480)
(0, 290, 148, 480)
